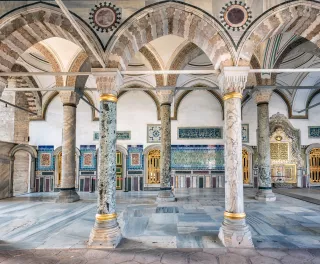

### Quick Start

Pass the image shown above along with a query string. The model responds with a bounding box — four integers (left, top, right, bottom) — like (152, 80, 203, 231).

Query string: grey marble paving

(1, 189, 320, 250)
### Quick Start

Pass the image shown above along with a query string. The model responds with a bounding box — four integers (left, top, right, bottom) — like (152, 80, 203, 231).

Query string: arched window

(147, 149, 161, 184)
(242, 149, 250, 184)
(310, 148, 320, 183)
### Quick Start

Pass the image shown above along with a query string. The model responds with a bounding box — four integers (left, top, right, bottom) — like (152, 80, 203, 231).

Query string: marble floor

(1, 189, 320, 251)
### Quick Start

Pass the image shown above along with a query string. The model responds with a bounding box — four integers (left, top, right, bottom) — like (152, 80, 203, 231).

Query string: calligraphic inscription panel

(270, 143, 289, 160)
(178, 127, 223, 139)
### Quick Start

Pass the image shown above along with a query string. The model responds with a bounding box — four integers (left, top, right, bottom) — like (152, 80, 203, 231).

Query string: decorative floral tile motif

(131, 153, 141, 166)
(80, 145, 96, 171)
(171, 145, 224, 170)
(308, 126, 320, 138)
(128, 145, 143, 171)
(93, 131, 131, 141)
(37, 146, 54, 171)
(147, 124, 161, 143)
(178, 127, 223, 139)
(242, 124, 249, 143)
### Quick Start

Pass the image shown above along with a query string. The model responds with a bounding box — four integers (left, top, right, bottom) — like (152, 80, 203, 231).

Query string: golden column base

(88, 213, 122, 248)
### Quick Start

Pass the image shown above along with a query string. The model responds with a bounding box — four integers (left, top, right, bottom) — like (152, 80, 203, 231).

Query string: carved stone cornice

(59, 91, 80, 106)
(254, 87, 274, 104)
(93, 69, 123, 96)
(157, 90, 173, 105)
(218, 66, 250, 95)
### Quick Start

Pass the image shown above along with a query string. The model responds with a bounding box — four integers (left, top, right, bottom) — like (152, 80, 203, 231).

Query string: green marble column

(254, 88, 276, 202)
(88, 72, 122, 248)
(156, 91, 175, 202)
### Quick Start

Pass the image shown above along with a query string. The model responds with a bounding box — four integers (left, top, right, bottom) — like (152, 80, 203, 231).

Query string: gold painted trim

(224, 211, 246, 220)
(100, 94, 118, 102)
(95, 213, 117, 221)
(223, 92, 242, 101)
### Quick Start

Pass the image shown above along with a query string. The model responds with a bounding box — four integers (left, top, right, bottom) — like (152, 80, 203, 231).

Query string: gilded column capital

(218, 66, 250, 99)
(253, 87, 274, 104)
(157, 90, 173, 105)
(93, 69, 123, 99)
(59, 91, 80, 106)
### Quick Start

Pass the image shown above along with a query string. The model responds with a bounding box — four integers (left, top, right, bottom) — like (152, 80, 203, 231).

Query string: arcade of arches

(2, 0, 320, 258)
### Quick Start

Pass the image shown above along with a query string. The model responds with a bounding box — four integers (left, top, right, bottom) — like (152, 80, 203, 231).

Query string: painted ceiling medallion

(89, 2, 121, 33)
(220, 1, 252, 31)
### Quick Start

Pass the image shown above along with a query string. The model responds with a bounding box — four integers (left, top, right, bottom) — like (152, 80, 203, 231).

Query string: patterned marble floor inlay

(1, 189, 320, 250)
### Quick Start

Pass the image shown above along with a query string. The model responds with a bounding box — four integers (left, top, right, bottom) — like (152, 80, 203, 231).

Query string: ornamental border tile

(242, 124, 249, 143)
(308, 126, 320, 138)
(147, 124, 161, 143)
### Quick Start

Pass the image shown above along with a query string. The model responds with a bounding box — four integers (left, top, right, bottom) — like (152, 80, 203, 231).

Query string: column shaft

(157, 102, 175, 202)
(57, 104, 80, 202)
(255, 102, 276, 201)
(88, 72, 122, 248)
(98, 100, 117, 214)
(218, 67, 253, 248)
(160, 104, 171, 189)
(224, 97, 244, 214)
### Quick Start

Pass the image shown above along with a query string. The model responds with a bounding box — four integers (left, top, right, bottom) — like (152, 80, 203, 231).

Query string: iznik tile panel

(93, 131, 131, 140)
(37, 145, 54, 171)
(308, 126, 320, 138)
(80, 145, 97, 171)
(178, 127, 223, 139)
(127, 145, 144, 171)
(242, 124, 249, 143)
(171, 145, 224, 170)
(147, 124, 161, 143)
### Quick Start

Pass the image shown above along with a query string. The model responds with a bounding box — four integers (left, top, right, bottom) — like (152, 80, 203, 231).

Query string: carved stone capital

(59, 91, 80, 106)
(93, 69, 123, 96)
(254, 87, 274, 104)
(7, 78, 17, 89)
(157, 90, 173, 105)
(219, 66, 250, 96)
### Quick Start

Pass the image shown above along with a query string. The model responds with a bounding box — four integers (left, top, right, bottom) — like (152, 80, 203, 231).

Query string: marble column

(254, 88, 276, 202)
(56, 91, 80, 203)
(88, 70, 122, 248)
(218, 67, 253, 248)
(156, 91, 175, 202)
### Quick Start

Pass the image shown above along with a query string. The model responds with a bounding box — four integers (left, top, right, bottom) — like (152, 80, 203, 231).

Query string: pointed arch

(105, 1, 234, 70)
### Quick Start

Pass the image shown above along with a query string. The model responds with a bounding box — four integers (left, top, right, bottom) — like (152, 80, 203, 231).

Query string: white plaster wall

(172, 90, 223, 145)
(243, 92, 289, 146)
(28, 89, 320, 150)
(117, 91, 158, 146)
(29, 96, 63, 148)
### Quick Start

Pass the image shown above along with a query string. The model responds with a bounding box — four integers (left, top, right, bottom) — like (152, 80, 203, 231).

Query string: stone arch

(306, 88, 320, 118)
(139, 46, 165, 86)
(167, 42, 203, 86)
(105, 1, 234, 70)
(34, 43, 64, 87)
(238, 1, 320, 65)
(11, 64, 42, 116)
(0, 3, 101, 72)
(9, 144, 37, 195)
(66, 51, 89, 87)
(41, 91, 97, 121)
